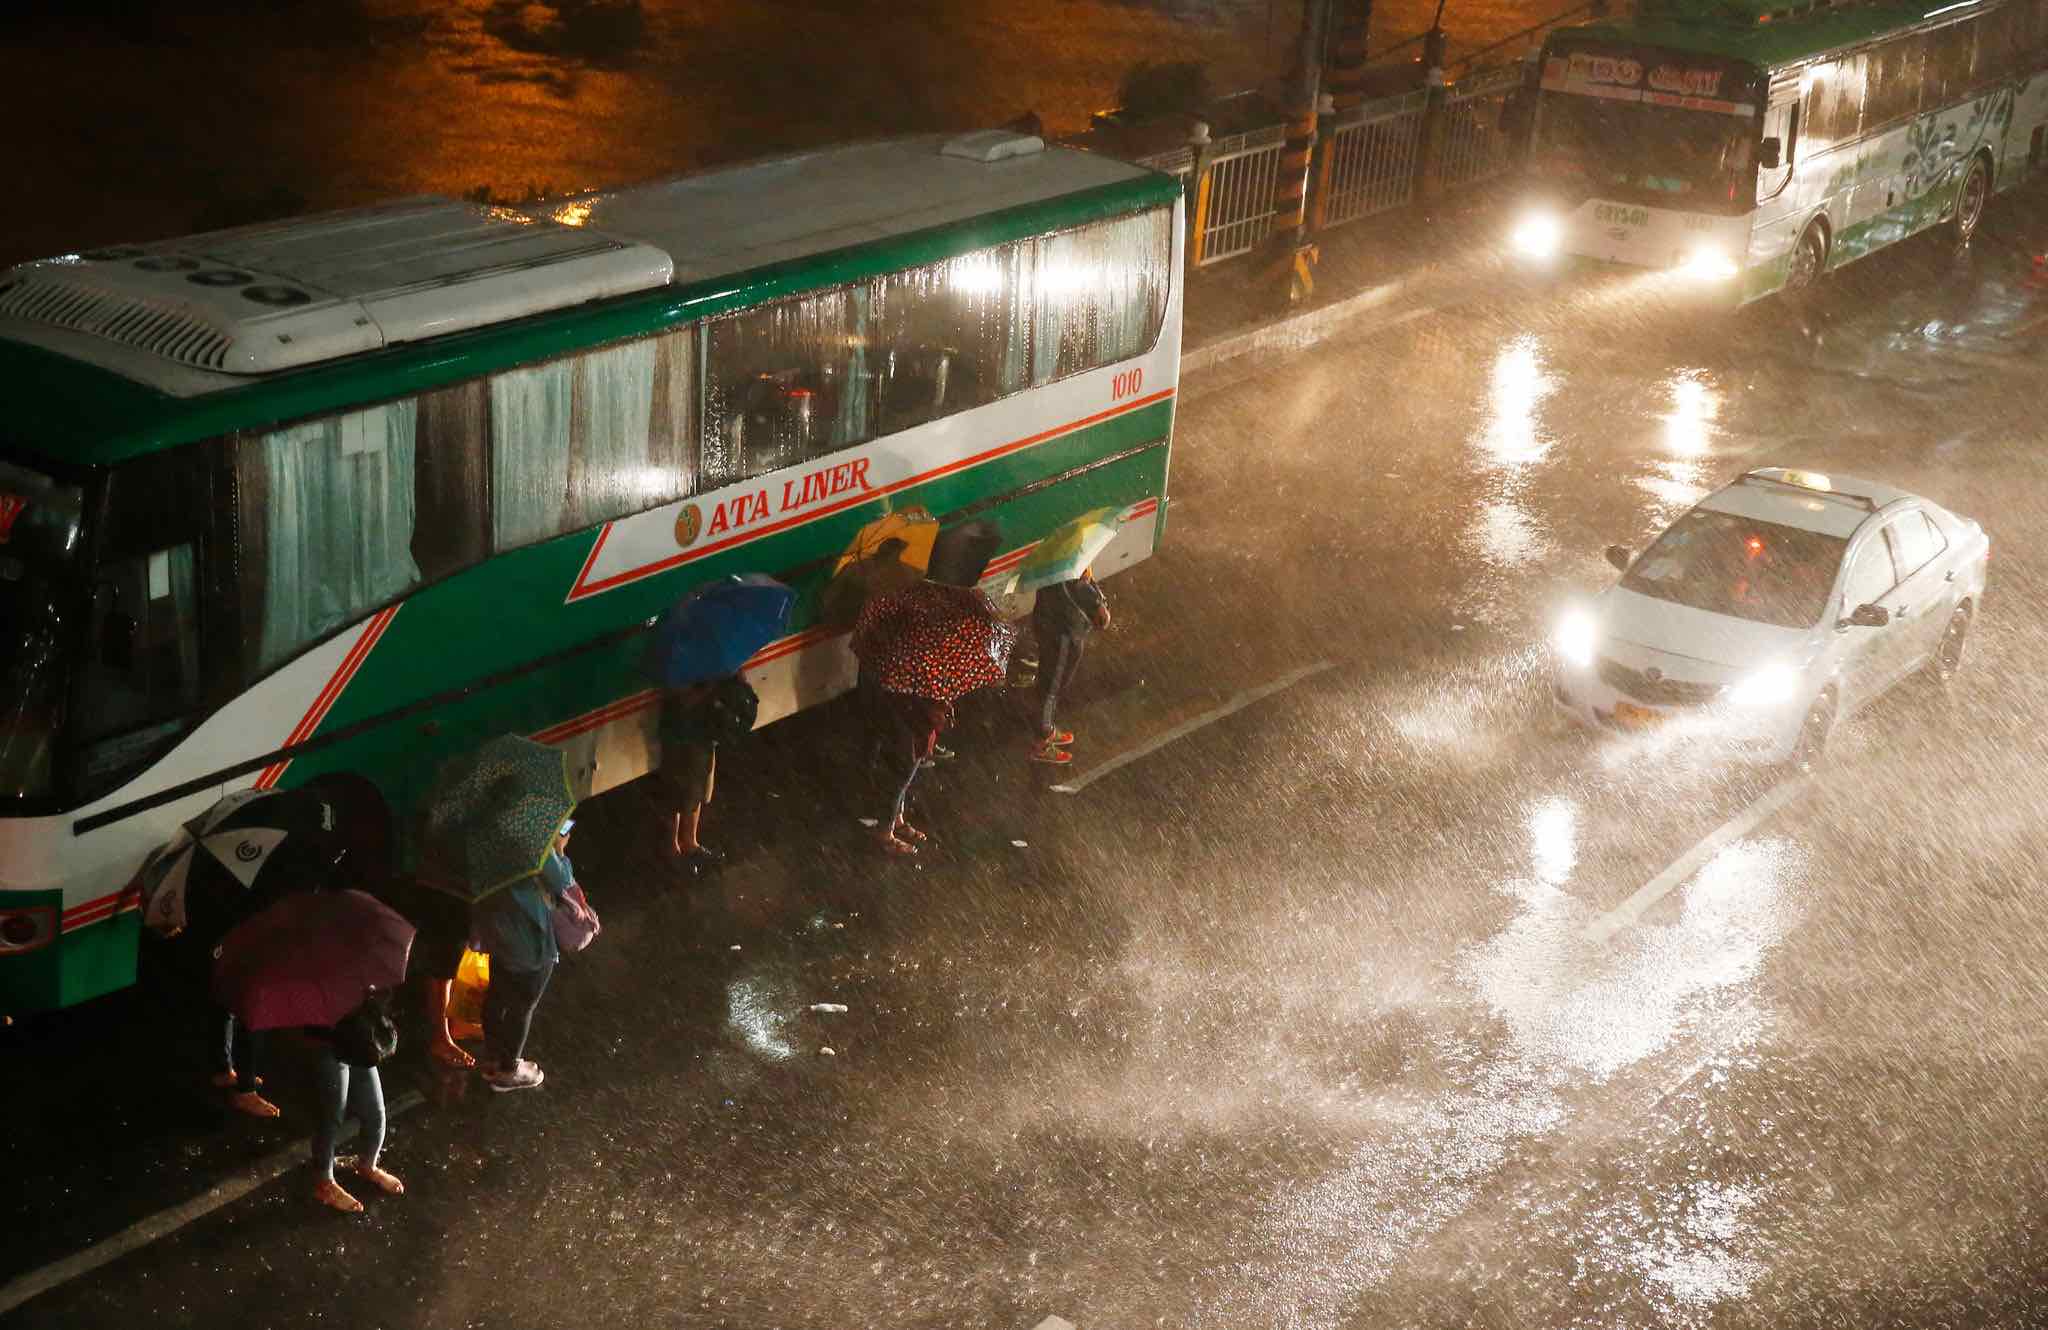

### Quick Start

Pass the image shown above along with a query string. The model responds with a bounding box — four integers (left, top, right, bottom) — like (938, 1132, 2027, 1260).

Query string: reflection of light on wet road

(1469, 834, 1801, 1080)
(1528, 796, 1578, 887)
(727, 975, 795, 1061)
(1477, 335, 1556, 469)
(1467, 337, 1560, 575)
(1660, 370, 1718, 457)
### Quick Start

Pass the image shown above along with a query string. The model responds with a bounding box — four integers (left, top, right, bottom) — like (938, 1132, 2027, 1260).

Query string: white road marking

(1582, 778, 1806, 943)
(0, 1088, 425, 1317)
(1049, 661, 1336, 795)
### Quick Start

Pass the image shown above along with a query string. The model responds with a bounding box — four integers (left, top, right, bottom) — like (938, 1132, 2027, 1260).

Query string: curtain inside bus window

(493, 335, 689, 550)
(701, 290, 863, 484)
(1031, 211, 1170, 386)
(491, 360, 574, 550)
(253, 402, 422, 673)
(564, 338, 658, 529)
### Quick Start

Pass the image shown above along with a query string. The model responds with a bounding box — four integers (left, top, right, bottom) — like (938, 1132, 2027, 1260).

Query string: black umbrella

(927, 518, 1003, 587)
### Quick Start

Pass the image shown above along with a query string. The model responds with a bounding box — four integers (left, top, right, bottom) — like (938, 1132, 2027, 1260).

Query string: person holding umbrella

(850, 575, 1020, 856)
(470, 818, 575, 1091)
(135, 787, 347, 1117)
(646, 575, 790, 877)
(209, 887, 414, 1211)
(423, 734, 584, 1092)
(1000, 509, 1126, 766)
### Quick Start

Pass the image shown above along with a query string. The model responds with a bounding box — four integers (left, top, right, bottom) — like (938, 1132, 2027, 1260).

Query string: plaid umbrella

(212, 889, 414, 1032)
(850, 580, 1021, 703)
(136, 787, 341, 939)
(422, 735, 577, 901)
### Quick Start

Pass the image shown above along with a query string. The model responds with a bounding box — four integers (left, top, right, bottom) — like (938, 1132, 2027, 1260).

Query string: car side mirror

(1604, 545, 1631, 572)
(1759, 136, 1782, 170)
(1841, 602, 1890, 629)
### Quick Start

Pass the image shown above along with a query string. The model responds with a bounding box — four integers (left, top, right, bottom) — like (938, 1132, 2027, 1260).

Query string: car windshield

(1532, 94, 1756, 211)
(0, 459, 84, 801)
(1621, 509, 1847, 628)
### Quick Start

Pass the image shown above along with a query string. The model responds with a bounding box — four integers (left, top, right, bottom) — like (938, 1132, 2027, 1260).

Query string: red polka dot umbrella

(850, 580, 1021, 703)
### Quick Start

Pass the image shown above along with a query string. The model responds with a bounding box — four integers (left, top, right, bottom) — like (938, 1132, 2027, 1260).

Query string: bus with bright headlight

(1512, 0, 2048, 302)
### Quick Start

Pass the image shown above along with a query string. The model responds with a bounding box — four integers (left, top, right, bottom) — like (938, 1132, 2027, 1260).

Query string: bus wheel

(1785, 222, 1828, 294)
(1950, 156, 1989, 246)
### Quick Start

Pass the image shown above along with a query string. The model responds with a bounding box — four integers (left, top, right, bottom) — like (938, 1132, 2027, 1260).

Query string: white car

(1553, 467, 1989, 769)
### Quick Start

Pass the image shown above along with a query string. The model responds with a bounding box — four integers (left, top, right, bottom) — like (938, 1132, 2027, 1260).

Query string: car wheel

(1786, 692, 1834, 777)
(1785, 222, 1828, 295)
(1950, 156, 1989, 247)
(1931, 605, 1971, 686)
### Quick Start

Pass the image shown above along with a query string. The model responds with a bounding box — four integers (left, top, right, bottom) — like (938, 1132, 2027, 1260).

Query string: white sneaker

(483, 1059, 545, 1092)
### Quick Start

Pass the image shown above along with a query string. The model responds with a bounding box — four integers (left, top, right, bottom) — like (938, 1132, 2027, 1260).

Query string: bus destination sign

(1542, 47, 1757, 116)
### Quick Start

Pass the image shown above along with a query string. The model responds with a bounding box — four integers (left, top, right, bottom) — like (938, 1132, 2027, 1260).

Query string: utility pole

(1268, 0, 1336, 305)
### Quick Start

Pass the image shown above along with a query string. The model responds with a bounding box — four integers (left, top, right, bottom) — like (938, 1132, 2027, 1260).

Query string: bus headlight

(1679, 243, 1739, 281)
(1512, 212, 1562, 261)
(1554, 609, 1598, 670)
(1728, 662, 1799, 707)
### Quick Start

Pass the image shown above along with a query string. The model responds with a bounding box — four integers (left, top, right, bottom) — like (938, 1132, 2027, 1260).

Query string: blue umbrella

(646, 574, 797, 687)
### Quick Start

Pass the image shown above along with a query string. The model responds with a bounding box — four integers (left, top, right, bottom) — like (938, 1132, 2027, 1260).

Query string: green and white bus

(0, 131, 1183, 1014)
(1511, 0, 2048, 301)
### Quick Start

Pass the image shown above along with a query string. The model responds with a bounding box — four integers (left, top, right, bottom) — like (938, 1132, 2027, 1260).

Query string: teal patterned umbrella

(423, 735, 577, 901)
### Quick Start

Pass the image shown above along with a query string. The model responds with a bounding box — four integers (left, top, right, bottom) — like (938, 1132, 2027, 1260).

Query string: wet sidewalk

(1180, 187, 1522, 373)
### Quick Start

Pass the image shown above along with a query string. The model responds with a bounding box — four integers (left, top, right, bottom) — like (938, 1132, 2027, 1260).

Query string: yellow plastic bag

(448, 948, 490, 1027)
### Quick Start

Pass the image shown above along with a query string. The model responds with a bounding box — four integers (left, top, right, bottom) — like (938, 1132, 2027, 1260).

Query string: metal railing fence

(1318, 89, 1428, 230)
(1194, 125, 1287, 266)
(1434, 64, 1525, 193)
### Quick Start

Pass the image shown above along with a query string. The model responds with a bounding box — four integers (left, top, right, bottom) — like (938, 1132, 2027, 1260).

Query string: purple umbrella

(212, 889, 415, 1032)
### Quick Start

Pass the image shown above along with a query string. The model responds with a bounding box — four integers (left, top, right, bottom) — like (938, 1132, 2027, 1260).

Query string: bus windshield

(0, 460, 84, 801)
(1533, 94, 1756, 211)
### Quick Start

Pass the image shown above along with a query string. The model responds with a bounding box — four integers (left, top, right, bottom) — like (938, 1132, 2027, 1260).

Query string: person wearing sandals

(1028, 570, 1111, 766)
(659, 675, 756, 877)
(470, 823, 574, 1092)
(310, 991, 403, 1213)
(874, 690, 950, 856)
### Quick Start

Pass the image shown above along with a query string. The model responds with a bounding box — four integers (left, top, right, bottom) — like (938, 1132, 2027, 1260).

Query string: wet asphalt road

(8, 195, 2048, 1329)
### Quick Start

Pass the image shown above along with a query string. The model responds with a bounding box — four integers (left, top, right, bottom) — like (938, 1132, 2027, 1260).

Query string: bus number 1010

(1111, 368, 1144, 400)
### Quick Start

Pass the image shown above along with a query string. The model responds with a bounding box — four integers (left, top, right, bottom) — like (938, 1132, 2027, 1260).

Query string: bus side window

(490, 329, 694, 552)
(1030, 210, 1171, 386)
(235, 401, 425, 676)
(1804, 56, 1862, 153)
(870, 240, 1032, 437)
(701, 289, 865, 485)
(1924, 19, 1978, 106)
(413, 378, 490, 583)
(73, 456, 210, 793)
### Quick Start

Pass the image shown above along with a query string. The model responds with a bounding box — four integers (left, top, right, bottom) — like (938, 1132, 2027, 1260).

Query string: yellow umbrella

(834, 507, 940, 576)
(1007, 507, 1125, 593)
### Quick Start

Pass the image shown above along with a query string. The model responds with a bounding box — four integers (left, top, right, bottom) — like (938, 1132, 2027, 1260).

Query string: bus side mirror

(1759, 136, 1782, 169)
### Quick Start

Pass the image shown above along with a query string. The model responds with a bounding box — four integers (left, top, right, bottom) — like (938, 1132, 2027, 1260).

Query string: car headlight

(1679, 243, 1739, 281)
(1727, 662, 1799, 707)
(1512, 212, 1562, 261)
(1554, 609, 1597, 670)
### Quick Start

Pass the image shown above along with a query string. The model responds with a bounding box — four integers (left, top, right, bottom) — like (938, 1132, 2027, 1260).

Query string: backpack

(330, 990, 399, 1068)
(702, 677, 760, 747)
